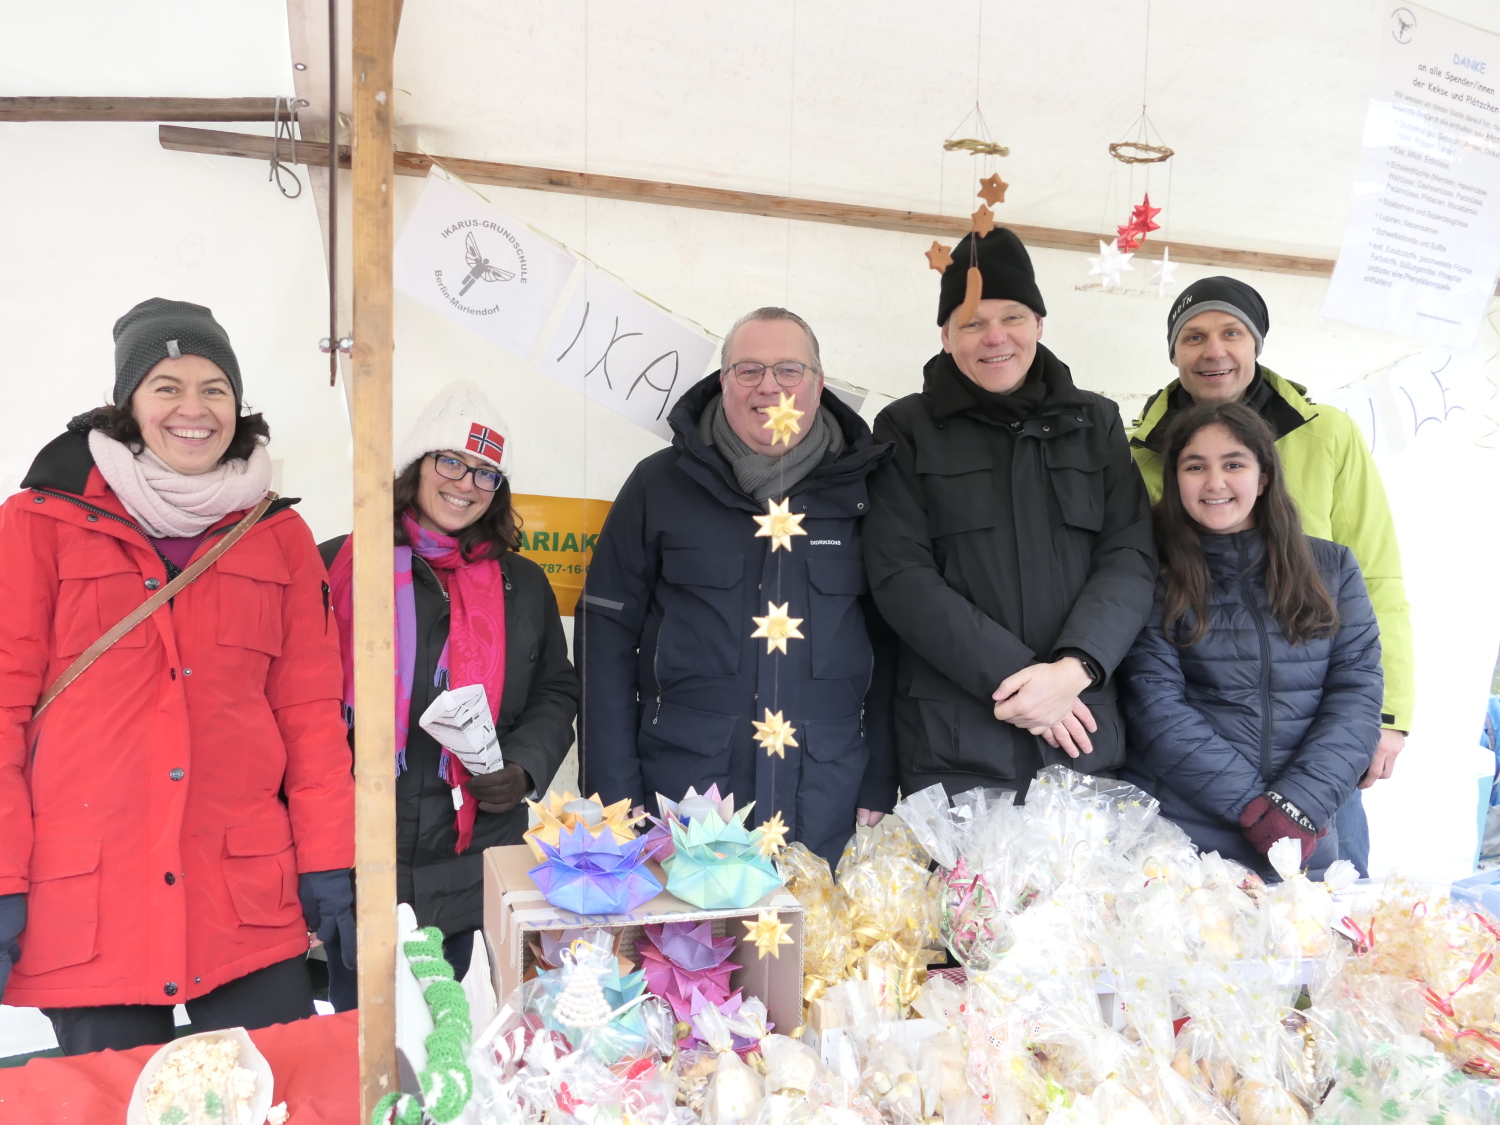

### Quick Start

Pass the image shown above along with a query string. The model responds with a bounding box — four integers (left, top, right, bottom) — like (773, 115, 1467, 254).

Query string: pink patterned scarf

(329, 511, 506, 852)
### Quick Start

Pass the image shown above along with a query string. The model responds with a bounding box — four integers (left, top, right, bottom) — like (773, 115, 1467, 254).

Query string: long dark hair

(1156, 402, 1337, 647)
(69, 404, 270, 465)
(392, 453, 522, 561)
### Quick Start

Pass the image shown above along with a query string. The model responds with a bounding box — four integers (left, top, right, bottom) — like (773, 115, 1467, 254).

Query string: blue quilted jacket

(1119, 530, 1382, 879)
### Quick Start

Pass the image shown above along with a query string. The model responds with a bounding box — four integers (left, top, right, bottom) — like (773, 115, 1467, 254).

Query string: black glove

(299, 869, 357, 970)
(467, 763, 532, 814)
(0, 893, 25, 998)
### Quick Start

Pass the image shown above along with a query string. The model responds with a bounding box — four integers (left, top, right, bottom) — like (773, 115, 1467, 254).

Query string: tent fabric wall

(3, 0, 1500, 895)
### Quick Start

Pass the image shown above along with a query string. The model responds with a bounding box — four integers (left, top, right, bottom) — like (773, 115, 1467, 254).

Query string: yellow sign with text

(511, 493, 614, 615)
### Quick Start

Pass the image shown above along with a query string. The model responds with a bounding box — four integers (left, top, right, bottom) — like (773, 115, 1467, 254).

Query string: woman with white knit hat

(323, 380, 578, 994)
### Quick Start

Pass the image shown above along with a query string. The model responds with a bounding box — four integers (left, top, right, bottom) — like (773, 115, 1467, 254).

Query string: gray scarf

(699, 395, 843, 502)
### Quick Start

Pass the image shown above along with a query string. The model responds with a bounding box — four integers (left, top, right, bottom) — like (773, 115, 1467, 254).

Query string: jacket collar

(1133, 366, 1316, 454)
(922, 344, 1091, 422)
(665, 371, 890, 510)
(1199, 527, 1265, 571)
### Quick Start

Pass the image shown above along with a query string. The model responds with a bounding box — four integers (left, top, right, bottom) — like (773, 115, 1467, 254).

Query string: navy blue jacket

(1120, 531, 1382, 879)
(575, 374, 897, 867)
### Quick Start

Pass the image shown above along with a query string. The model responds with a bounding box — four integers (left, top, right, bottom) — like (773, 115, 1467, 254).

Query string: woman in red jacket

(0, 299, 356, 1055)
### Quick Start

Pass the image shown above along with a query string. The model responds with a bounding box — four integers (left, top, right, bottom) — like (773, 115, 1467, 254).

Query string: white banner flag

(394, 168, 577, 359)
(1322, 5, 1500, 349)
(536, 264, 718, 440)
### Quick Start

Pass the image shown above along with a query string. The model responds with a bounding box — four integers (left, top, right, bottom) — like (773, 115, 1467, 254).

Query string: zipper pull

(653, 692, 662, 724)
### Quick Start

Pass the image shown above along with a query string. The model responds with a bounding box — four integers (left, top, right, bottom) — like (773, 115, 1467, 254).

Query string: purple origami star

(529, 824, 662, 915)
(637, 921, 738, 1020)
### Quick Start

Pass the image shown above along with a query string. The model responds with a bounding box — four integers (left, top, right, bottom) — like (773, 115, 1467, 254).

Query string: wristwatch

(1056, 648, 1103, 690)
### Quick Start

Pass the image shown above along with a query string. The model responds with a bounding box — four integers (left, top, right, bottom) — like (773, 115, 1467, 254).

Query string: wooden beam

(1, 97, 285, 121)
(350, 0, 397, 1117)
(158, 125, 1339, 278)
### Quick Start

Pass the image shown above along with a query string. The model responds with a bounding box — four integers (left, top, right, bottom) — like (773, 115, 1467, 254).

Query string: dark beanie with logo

(112, 298, 242, 408)
(1166, 276, 1269, 359)
(936, 227, 1047, 326)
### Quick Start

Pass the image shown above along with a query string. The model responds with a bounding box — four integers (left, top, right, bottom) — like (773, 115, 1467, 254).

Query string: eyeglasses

(432, 453, 503, 492)
(728, 361, 815, 387)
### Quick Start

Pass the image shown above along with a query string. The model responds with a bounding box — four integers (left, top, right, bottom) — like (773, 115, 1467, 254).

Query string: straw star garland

(761, 392, 805, 447)
(754, 497, 807, 553)
(752, 709, 798, 759)
(743, 910, 794, 959)
(755, 812, 789, 857)
(751, 602, 804, 655)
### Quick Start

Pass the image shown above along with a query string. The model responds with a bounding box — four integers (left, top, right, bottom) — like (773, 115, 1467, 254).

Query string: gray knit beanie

(1166, 277, 1269, 360)
(112, 298, 242, 408)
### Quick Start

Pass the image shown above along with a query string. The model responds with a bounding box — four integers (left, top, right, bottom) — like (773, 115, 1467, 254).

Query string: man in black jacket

(576, 308, 896, 867)
(864, 228, 1157, 798)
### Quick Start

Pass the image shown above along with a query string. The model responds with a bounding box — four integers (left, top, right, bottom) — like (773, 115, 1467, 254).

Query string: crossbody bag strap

(30, 492, 278, 723)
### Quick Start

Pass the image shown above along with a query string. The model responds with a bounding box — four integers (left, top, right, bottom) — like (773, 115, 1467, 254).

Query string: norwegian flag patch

(466, 423, 505, 461)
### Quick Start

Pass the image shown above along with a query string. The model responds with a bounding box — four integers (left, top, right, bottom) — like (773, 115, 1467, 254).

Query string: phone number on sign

(537, 562, 590, 575)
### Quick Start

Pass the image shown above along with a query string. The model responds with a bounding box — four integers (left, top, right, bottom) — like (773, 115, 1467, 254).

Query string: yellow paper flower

(751, 602, 804, 655)
(522, 790, 643, 861)
(752, 709, 798, 759)
(743, 909, 794, 959)
(761, 393, 805, 447)
(753, 497, 807, 553)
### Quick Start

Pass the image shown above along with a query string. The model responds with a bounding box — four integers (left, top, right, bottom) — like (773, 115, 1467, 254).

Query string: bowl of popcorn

(127, 1027, 275, 1125)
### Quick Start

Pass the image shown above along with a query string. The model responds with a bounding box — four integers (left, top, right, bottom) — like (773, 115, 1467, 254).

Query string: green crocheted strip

(369, 927, 475, 1125)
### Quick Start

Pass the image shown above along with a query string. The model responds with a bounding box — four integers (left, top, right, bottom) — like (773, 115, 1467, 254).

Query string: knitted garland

(371, 927, 475, 1125)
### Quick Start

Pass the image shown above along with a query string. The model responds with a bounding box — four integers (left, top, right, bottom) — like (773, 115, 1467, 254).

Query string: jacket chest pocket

(917, 444, 997, 538)
(216, 547, 290, 657)
(806, 558, 871, 681)
(1044, 440, 1106, 532)
(222, 818, 301, 927)
(20, 837, 102, 975)
(55, 548, 151, 657)
(656, 548, 745, 676)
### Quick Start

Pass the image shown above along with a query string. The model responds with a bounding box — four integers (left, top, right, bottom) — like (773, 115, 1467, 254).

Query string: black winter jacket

(319, 538, 578, 934)
(863, 348, 1157, 794)
(575, 373, 897, 868)
(1119, 531, 1382, 880)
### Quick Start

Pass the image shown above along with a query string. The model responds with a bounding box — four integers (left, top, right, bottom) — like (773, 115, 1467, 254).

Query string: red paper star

(925, 241, 954, 272)
(1115, 193, 1162, 252)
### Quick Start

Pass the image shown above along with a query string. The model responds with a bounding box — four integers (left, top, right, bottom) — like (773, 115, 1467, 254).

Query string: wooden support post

(351, 0, 396, 1118)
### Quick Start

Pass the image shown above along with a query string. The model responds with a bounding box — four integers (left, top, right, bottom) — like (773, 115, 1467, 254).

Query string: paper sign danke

(394, 168, 577, 359)
(538, 265, 718, 441)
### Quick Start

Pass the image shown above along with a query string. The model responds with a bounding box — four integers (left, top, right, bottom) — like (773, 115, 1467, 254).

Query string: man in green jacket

(1129, 276, 1413, 877)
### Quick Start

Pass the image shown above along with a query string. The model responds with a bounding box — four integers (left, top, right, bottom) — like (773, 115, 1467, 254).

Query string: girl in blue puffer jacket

(1120, 402, 1382, 880)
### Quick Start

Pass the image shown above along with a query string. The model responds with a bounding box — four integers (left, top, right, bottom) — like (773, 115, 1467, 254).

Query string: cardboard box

(483, 844, 806, 1035)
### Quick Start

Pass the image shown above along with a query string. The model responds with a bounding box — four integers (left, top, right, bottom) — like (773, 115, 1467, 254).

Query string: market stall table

(0, 1011, 358, 1123)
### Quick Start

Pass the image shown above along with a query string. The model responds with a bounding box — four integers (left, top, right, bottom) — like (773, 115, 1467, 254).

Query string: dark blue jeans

(323, 927, 475, 1013)
(1335, 787, 1371, 878)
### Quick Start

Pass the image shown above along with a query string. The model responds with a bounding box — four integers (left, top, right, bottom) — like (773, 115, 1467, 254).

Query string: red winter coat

(0, 431, 354, 1009)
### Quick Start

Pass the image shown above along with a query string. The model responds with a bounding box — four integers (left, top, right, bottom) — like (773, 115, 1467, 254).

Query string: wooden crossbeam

(2, 97, 287, 121)
(157, 125, 1342, 278)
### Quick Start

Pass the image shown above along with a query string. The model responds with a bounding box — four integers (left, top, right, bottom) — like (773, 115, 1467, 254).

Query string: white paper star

(1150, 246, 1180, 296)
(1086, 240, 1134, 289)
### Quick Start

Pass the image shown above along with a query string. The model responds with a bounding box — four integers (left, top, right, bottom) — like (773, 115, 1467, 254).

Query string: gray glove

(299, 869, 357, 970)
(0, 893, 25, 998)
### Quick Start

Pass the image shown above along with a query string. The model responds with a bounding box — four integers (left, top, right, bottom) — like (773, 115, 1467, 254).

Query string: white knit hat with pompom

(395, 380, 513, 476)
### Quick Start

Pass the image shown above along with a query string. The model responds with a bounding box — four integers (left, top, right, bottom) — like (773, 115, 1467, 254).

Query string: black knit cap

(1166, 276, 1269, 359)
(936, 227, 1047, 326)
(112, 298, 242, 408)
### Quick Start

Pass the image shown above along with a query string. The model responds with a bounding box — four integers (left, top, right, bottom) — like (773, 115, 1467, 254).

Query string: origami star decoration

(685, 989, 773, 1054)
(753, 497, 807, 553)
(924, 241, 954, 272)
(761, 392, 804, 447)
(528, 824, 662, 915)
(970, 204, 996, 237)
(1115, 193, 1162, 252)
(636, 921, 738, 1021)
(977, 173, 1009, 206)
(752, 709, 798, 759)
(642, 785, 751, 863)
(751, 602, 804, 655)
(755, 811, 789, 857)
(523, 790, 644, 861)
(663, 809, 785, 909)
(1150, 246, 1180, 296)
(742, 910, 794, 959)
(1086, 240, 1135, 290)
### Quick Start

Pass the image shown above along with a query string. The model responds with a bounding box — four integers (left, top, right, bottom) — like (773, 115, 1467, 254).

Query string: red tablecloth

(0, 1011, 359, 1123)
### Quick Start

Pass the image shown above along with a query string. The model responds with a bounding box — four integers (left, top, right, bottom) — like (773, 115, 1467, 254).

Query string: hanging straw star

(751, 602, 804, 655)
(755, 812, 789, 857)
(742, 910, 794, 959)
(761, 393, 804, 447)
(752, 710, 798, 759)
(753, 497, 807, 553)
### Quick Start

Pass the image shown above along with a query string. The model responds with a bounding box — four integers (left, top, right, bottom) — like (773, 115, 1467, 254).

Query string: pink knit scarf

(88, 430, 272, 537)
